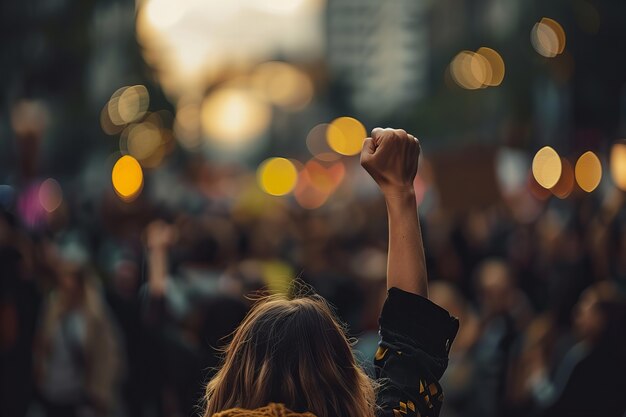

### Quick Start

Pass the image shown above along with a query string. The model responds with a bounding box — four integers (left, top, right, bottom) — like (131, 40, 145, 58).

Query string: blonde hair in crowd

(203, 288, 377, 417)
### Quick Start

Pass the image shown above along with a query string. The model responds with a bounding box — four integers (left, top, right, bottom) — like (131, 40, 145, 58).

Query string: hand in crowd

(145, 220, 178, 296)
(145, 220, 178, 251)
(360, 127, 420, 197)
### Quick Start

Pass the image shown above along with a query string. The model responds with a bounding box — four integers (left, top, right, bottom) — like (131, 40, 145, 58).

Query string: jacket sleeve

(375, 287, 459, 417)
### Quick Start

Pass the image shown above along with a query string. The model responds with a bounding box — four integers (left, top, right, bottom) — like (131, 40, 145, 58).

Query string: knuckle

(371, 127, 384, 137)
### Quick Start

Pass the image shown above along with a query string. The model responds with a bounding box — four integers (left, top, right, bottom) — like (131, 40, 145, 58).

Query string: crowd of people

(1, 153, 625, 417)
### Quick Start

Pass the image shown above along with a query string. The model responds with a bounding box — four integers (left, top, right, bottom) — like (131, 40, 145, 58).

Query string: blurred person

(524, 281, 626, 417)
(471, 259, 531, 417)
(33, 240, 123, 417)
(104, 252, 161, 417)
(143, 219, 249, 417)
(202, 128, 459, 417)
(0, 210, 42, 417)
(429, 281, 480, 417)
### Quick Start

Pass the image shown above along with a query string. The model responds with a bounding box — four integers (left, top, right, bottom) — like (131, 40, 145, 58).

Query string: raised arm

(145, 220, 178, 297)
(360, 127, 427, 297)
(363, 128, 458, 417)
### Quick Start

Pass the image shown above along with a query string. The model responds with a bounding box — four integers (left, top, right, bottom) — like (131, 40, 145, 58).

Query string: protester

(203, 128, 459, 417)
(33, 239, 123, 417)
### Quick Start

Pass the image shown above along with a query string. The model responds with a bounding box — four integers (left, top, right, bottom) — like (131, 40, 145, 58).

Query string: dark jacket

(375, 287, 459, 417)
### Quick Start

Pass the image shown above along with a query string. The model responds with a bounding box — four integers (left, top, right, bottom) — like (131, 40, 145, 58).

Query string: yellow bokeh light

(575, 151, 602, 192)
(476, 47, 505, 86)
(112, 155, 144, 201)
(327, 117, 366, 156)
(306, 124, 340, 162)
(450, 47, 505, 89)
(532, 146, 562, 189)
(551, 158, 574, 199)
(450, 50, 493, 90)
(252, 62, 314, 111)
(38, 178, 63, 213)
(451, 51, 480, 90)
(531, 18, 566, 58)
(529, 172, 552, 200)
(201, 88, 271, 148)
(257, 157, 298, 196)
(610, 141, 626, 191)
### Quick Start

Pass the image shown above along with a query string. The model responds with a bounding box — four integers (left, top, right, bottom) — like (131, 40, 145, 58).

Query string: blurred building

(326, 0, 429, 118)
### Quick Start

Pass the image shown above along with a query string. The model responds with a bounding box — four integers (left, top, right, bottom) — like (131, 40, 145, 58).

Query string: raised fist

(145, 220, 178, 251)
(360, 127, 420, 196)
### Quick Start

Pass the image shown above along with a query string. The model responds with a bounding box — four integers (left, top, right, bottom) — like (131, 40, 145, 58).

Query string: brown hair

(203, 292, 376, 417)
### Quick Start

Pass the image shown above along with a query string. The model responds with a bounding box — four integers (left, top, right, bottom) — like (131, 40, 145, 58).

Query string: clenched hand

(360, 127, 421, 197)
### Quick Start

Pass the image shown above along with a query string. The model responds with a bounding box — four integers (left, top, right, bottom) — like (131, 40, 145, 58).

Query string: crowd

(1, 155, 625, 417)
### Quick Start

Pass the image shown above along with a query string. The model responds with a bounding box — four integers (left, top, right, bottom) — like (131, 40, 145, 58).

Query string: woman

(203, 128, 460, 417)
(34, 245, 122, 417)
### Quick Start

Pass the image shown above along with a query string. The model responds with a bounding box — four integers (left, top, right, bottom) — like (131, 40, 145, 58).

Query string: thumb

(360, 137, 375, 167)
(362, 137, 376, 155)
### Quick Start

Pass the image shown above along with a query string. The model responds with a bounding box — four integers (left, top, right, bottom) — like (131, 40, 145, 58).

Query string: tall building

(326, 0, 429, 118)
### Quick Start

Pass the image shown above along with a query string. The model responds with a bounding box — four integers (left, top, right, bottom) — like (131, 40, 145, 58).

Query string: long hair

(35, 264, 123, 411)
(203, 291, 376, 417)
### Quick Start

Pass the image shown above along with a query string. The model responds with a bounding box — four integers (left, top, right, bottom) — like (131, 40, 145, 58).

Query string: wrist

(147, 244, 169, 253)
(382, 185, 416, 203)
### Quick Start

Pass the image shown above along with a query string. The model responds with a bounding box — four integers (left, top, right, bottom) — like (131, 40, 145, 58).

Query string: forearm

(147, 247, 168, 297)
(384, 188, 428, 297)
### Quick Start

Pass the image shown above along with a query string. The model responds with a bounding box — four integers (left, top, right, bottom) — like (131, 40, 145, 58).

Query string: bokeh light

(306, 124, 341, 162)
(532, 146, 562, 189)
(135, 0, 324, 99)
(294, 159, 345, 209)
(575, 151, 602, 192)
(250, 0, 309, 15)
(257, 157, 298, 196)
(251, 62, 314, 111)
(111, 155, 144, 201)
(450, 50, 492, 90)
(610, 141, 626, 191)
(123, 122, 163, 164)
(100, 104, 123, 135)
(294, 175, 328, 209)
(528, 172, 552, 200)
(38, 178, 63, 213)
(144, 0, 185, 29)
(302, 160, 345, 193)
(531, 18, 566, 58)
(496, 148, 528, 195)
(201, 88, 271, 149)
(326, 117, 366, 156)
(551, 158, 575, 199)
(108, 85, 150, 126)
(476, 47, 505, 86)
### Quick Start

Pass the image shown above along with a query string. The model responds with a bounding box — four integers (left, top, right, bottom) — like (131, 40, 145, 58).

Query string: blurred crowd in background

(2, 0, 626, 417)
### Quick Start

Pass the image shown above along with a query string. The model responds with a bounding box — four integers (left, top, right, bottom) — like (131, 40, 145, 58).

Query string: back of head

(203, 292, 375, 417)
